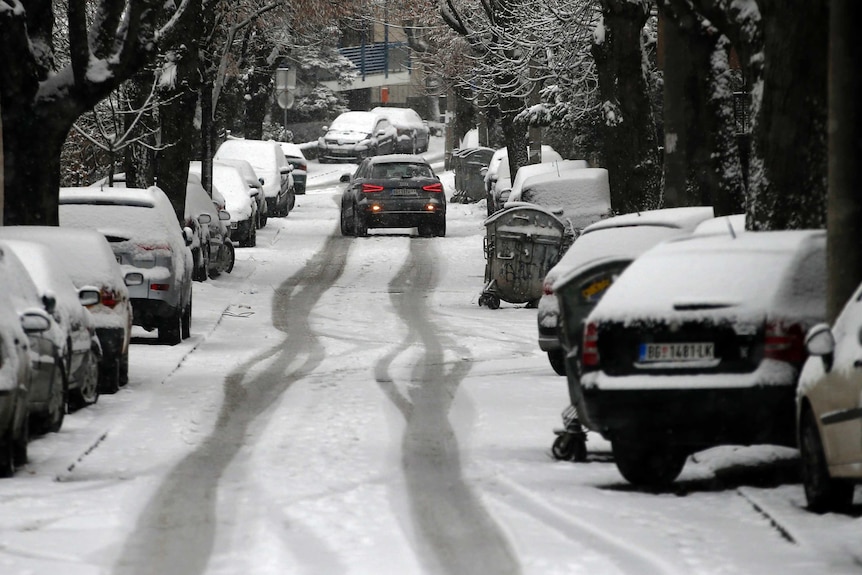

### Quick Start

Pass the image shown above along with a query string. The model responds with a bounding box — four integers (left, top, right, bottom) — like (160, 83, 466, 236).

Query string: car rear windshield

(371, 163, 433, 179)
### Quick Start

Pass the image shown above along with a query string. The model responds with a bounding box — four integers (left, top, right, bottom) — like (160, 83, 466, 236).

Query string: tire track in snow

(377, 239, 521, 575)
(113, 231, 350, 575)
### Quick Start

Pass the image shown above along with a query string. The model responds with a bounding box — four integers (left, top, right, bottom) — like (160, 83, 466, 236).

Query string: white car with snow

(214, 139, 294, 217)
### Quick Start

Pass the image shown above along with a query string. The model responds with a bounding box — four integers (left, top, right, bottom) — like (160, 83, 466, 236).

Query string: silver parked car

(59, 186, 194, 345)
(318, 111, 397, 163)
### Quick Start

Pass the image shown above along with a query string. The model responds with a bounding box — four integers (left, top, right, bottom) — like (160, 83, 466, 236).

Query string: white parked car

(59, 186, 194, 345)
(371, 106, 430, 154)
(797, 282, 862, 512)
(317, 111, 397, 163)
(485, 145, 565, 215)
(191, 161, 258, 248)
(0, 227, 135, 394)
(215, 138, 294, 217)
(215, 158, 267, 228)
(278, 142, 308, 195)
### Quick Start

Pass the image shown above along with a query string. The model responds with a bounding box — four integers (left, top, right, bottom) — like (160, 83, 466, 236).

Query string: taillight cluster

(542, 279, 554, 297)
(100, 288, 119, 308)
(582, 322, 600, 368)
(362, 184, 384, 193)
(422, 183, 443, 193)
(764, 319, 805, 364)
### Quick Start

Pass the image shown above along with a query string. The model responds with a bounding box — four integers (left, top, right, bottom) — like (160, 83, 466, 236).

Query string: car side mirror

(124, 272, 144, 287)
(21, 309, 52, 334)
(182, 226, 194, 246)
(219, 210, 231, 221)
(248, 187, 259, 197)
(258, 177, 265, 186)
(322, 125, 329, 132)
(805, 323, 835, 372)
(41, 292, 57, 315)
(78, 287, 101, 307)
(198, 213, 212, 225)
(340, 174, 351, 183)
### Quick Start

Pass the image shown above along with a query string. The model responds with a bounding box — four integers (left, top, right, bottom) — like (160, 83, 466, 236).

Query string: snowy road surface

(0, 147, 860, 574)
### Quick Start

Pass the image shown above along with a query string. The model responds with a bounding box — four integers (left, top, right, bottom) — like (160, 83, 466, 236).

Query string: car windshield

(371, 163, 433, 179)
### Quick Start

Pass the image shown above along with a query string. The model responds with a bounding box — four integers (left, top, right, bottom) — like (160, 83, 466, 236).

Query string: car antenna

(726, 217, 737, 239)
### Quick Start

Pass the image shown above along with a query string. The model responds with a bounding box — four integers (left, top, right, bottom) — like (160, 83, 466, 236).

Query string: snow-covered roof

(189, 162, 252, 220)
(371, 106, 425, 129)
(278, 142, 306, 159)
(510, 160, 589, 196)
(588, 230, 826, 323)
(692, 213, 747, 236)
(583, 206, 715, 234)
(214, 139, 283, 176)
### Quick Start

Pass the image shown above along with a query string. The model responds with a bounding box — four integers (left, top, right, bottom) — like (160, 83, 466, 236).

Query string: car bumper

(577, 360, 799, 449)
(131, 298, 181, 329)
(231, 218, 254, 243)
(292, 174, 306, 194)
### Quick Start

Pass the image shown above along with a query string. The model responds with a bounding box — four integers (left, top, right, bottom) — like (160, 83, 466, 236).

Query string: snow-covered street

(0, 152, 859, 575)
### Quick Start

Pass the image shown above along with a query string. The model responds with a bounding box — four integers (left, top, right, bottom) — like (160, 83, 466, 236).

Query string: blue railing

(339, 42, 411, 80)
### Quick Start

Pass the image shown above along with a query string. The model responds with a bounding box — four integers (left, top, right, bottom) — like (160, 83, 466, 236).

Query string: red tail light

(764, 320, 805, 363)
(100, 288, 118, 308)
(422, 183, 443, 193)
(542, 278, 554, 296)
(150, 283, 171, 291)
(582, 322, 600, 368)
(362, 184, 384, 193)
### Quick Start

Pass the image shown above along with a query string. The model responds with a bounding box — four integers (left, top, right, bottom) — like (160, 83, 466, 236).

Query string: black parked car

(339, 155, 447, 237)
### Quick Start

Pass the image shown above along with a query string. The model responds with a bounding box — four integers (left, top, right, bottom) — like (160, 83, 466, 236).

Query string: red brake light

(422, 183, 443, 193)
(362, 184, 384, 193)
(764, 320, 805, 364)
(150, 283, 171, 291)
(542, 279, 554, 296)
(582, 322, 600, 368)
(100, 288, 118, 308)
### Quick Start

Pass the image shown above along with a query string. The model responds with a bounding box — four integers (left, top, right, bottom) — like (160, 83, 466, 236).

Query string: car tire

(548, 349, 566, 376)
(181, 294, 192, 340)
(612, 438, 687, 489)
(69, 349, 100, 411)
(800, 408, 855, 512)
(0, 429, 15, 478)
(433, 217, 446, 237)
(340, 204, 355, 236)
(33, 363, 67, 434)
(13, 410, 28, 469)
(249, 226, 257, 247)
(259, 209, 267, 228)
(223, 241, 235, 273)
(192, 249, 206, 282)
(159, 311, 182, 345)
(354, 206, 368, 237)
(99, 356, 121, 394)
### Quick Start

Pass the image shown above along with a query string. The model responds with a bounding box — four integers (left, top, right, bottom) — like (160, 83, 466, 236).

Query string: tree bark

(592, 0, 662, 214)
(827, 0, 862, 322)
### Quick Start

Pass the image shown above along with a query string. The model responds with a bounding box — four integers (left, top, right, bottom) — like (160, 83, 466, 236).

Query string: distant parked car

(318, 111, 397, 163)
(0, 227, 135, 394)
(0, 254, 53, 476)
(215, 158, 267, 228)
(214, 138, 294, 217)
(190, 161, 258, 248)
(1, 239, 103, 418)
(542, 207, 715, 375)
(59, 186, 194, 346)
(485, 146, 565, 215)
(577, 230, 826, 488)
(371, 106, 430, 154)
(279, 142, 308, 195)
(797, 282, 862, 512)
(208, 184, 236, 277)
(340, 154, 446, 237)
(0, 242, 66, 438)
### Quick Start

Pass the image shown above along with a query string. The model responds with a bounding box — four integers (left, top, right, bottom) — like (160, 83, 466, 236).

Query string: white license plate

(391, 188, 417, 196)
(638, 342, 715, 362)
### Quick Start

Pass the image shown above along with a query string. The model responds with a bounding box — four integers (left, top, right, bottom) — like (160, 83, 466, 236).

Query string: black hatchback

(340, 155, 446, 237)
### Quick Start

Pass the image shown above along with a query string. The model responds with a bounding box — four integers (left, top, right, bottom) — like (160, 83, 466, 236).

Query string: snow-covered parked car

(214, 138, 294, 217)
(577, 230, 826, 488)
(797, 281, 862, 512)
(317, 111, 397, 163)
(484, 145, 564, 216)
(59, 186, 194, 346)
(279, 142, 308, 195)
(0, 227, 136, 393)
(543, 207, 715, 375)
(371, 106, 430, 154)
(215, 158, 267, 228)
(190, 161, 258, 248)
(0, 239, 103, 416)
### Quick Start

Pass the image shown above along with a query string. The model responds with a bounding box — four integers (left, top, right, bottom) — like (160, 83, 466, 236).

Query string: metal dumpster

(452, 147, 495, 203)
(479, 204, 567, 309)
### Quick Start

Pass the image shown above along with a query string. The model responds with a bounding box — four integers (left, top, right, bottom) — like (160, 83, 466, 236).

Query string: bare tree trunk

(827, 0, 862, 322)
(123, 71, 158, 189)
(592, 0, 662, 214)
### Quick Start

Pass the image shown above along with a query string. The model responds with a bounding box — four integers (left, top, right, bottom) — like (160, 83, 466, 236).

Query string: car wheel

(13, 407, 28, 469)
(354, 206, 368, 237)
(69, 350, 100, 411)
(33, 363, 67, 434)
(181, 294, 192, 340)
(99, 356, 121, 394)
(159, 311, 182, 345)
(0, 428, 15, 478)
(548, 349, 566, 376)
(340, 204, 355, 236)
(223, 241, 235, 273)
(800, 408, 855, 512)
(120, 349, 129, 387)
(612, 438, 687, 489)
(432, 217, 446, 237)
(192, 249, 205, 282)
(259, 209, 267, 228)
(418, 221, 433, 237)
